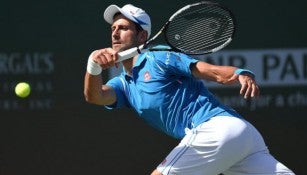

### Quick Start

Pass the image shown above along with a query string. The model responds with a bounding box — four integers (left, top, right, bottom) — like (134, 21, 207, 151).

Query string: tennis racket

(117, 1, 236, 62)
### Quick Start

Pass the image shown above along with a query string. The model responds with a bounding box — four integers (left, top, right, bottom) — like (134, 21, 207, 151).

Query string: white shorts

(157, 116, 295, 175)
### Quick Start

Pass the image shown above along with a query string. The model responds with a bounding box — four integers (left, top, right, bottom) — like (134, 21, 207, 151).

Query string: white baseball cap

(103, 4, 151, 38)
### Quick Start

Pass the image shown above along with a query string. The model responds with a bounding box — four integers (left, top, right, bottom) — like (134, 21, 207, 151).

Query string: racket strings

(173, 12, 232, 46)
(181, 23, 233, 52)
(181, 18, 233, 48)
(166, 4, 234, 54)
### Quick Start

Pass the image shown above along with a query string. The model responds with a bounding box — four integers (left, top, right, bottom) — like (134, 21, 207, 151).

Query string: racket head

(164, 1, 236, 55)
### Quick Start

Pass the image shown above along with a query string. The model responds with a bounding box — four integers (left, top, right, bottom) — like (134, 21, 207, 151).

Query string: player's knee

(151, 169, 163, 175)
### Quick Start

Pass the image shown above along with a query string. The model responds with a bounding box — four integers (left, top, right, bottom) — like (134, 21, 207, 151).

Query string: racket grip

(116, 45, 144, 62)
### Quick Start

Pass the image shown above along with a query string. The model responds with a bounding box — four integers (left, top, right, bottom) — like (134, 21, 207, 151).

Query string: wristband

(86, 54, 102, 75)
(234, 68, 255, 78)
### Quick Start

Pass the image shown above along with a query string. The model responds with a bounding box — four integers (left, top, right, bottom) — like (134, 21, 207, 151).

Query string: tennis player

(84, 4, 295, 175)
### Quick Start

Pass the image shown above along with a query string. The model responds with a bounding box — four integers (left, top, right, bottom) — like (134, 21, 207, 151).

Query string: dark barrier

(1, 0, 306, 174)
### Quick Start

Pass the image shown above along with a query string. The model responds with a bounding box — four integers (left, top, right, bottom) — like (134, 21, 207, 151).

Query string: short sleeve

(105, 76, 130, 109)
(153, 51, 198, 77)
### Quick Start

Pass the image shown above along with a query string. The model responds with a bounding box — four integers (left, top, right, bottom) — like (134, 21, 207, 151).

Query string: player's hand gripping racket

(117, 1, 236, 62)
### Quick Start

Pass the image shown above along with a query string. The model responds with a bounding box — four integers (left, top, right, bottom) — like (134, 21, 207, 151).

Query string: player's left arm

(191, 61, 260, 99)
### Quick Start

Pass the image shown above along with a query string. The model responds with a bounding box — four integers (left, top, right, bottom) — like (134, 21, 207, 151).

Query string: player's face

(111, 14, 141, 52)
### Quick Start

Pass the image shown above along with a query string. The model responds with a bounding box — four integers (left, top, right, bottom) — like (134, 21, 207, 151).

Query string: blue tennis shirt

(106, 51, 242, 139)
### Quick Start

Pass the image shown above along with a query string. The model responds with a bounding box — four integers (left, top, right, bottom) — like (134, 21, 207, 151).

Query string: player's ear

(138, 30, 148, 43)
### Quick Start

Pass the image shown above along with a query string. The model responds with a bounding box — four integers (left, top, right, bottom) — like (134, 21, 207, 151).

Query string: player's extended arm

(191, 61, 260, 98)
(191, 61, 237, 83)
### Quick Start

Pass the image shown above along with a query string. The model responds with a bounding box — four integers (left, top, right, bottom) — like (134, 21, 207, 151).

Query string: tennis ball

(15, 82, 31, 98)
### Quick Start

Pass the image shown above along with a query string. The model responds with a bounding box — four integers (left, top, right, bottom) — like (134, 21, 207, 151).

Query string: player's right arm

(83, 48, 118, 106)
(84, 72, 117, 106)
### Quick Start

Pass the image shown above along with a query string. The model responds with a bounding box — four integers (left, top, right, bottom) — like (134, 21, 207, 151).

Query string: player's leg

(222, 150, 295, 175)
(222, 121, 295, 175)
(155, 116, 295, 175)
(155, 116, 255, 175)
(151, 169, 224, 175)
(151, 169, 162, 175)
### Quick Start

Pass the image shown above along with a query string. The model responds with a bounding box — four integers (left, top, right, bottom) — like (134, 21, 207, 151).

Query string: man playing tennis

(84, 3, 295, 175)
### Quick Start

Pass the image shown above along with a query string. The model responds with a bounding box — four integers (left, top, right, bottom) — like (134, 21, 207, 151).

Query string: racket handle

(116, 45, 144, 62)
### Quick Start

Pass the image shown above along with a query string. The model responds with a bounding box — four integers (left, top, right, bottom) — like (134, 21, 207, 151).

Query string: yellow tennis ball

(15, 82, 31, 98)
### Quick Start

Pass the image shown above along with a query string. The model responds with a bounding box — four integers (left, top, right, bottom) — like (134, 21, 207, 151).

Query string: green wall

(1, 0, 306, 174)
